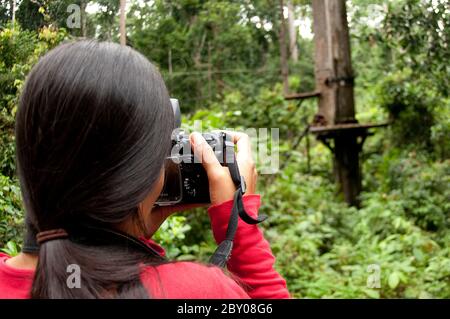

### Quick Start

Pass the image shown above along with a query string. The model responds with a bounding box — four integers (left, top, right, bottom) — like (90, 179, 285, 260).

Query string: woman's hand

(190, 131, 257, 206)
(146, 131, 257, 237)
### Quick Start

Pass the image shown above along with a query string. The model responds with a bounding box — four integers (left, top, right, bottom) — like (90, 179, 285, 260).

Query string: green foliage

(0, 240, 19, 256)
(373, 0, 449, 152)
(430, 100, 450, 159)
(15, 0, 46, 31)
(0, 1, 12, 27)
(373, 151, 449, 233)
(383, 0, 449, 97)
(128, 0, 286, 111)
(376, 69, 437, 151)
(256, 150, 450, 298)
(0, 175, 23, 250)
(153, 215, 193, 260)
(0, 25, 68, 177)
(0, 26, 34, 176)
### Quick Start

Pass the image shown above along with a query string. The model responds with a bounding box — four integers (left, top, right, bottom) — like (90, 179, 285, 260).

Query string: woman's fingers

(221, 130, 253, 164)
(190, 132, 236, 205)
(190, 132, 222, 180)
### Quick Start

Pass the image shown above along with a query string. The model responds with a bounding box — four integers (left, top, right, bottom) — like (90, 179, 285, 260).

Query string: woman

(0, 40, 289, 299)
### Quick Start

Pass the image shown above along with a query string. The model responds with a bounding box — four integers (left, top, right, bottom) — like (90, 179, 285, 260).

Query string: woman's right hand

(190, 131, 258, 206)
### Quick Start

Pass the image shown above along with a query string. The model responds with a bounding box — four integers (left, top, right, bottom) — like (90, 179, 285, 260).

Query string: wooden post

(279, 0, 289, 95)
(287, 0, 298, 62)
(168, 48, 173, 75)
(208, 42, 212, 100)
(10, 0, 15, 28)
(80, 0, 87, 37)
(312, 0, 360, 206)
(119, 0, 127, 46)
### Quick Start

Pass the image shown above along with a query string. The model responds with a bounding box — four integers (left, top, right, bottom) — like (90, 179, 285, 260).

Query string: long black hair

(15, 40, 174, 298)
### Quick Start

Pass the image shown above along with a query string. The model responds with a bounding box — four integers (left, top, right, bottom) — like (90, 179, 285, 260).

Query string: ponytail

(32, 239, 155, 298)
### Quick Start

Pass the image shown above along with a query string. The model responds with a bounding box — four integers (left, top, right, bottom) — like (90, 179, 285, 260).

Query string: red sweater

(0, 195, 289, 299)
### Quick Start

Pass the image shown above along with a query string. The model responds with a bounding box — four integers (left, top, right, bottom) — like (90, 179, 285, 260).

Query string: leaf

(388, 272, 400, 289)
(418, 291, 433, 299)
(413, 248, 425, 262)
(364, 289, 380, 299)
(0, 241, 18, 256)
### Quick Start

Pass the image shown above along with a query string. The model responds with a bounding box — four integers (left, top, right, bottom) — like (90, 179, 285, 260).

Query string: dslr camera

(155, 99, 234, 205)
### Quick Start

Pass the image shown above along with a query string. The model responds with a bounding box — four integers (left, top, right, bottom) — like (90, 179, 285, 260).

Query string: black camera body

(155, 99, 230, 205)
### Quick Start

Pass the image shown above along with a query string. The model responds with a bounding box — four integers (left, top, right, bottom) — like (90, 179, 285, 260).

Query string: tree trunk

(119, 0, 127, 46)
(278, 0, 289, 95)
(207, 42, 212, 99)
(287, 0, 298, 62)
(9, 0, 15, 27)
(312, 0, 355, 125)
(80, 0, 87, 37)
(168, 48, 173, 75)
(311, 0, 360, 206)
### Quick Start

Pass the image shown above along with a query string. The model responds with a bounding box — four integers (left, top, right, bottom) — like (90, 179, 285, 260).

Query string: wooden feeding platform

(309, 122, 389, 138)
(284, 91, 321, 101)
(308, 122, 389, 154)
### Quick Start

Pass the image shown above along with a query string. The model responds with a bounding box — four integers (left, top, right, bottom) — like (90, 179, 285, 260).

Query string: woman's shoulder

(0, 253, 34, 299)
(141, 261, 249, 299)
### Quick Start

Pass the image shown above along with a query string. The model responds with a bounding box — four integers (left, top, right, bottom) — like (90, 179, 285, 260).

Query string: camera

(155, 99, 233, 205)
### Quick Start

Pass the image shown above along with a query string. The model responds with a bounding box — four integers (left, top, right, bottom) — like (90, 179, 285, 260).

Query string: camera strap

(209, 138, 267, 268)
